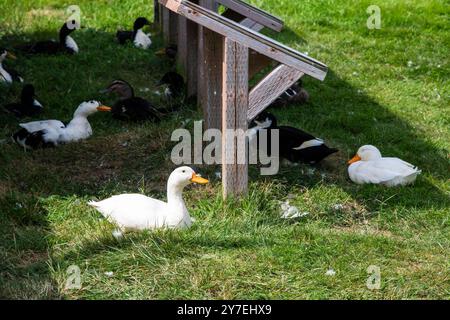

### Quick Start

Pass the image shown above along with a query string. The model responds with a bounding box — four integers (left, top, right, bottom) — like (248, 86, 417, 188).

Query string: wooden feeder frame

(155, 0, 328, 199)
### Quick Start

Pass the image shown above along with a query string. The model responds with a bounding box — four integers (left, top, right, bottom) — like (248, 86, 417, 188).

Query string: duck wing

(112, 98, 161, 122)
(116, 31, 134, 44)
(277, 126, 337, 163)
(13, 128, 56, 149)
(89, 194, 169, 230)
(3, 65, 23, 82)
(374, 158, 421, 176)
(349, 158, 420, 185)
(278, 126, 323, 152)
(19, 119, 65, 133)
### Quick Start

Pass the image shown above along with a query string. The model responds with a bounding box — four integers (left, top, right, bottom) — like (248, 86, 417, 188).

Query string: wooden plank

(222, 38, 249, 198)
(248, 64, 304, 120)
(154, 0, 160, 24)
(162, 6, 170, 42)
(235, 42, 249, 195)
(217, 0, 284, 32)
(159, 3, 163, 28)
(222, 11, 264, 32)
(177, 15, 188, 72)
(197, 0, 219, 112)
(222, 38, 237, 197)
(203, 30, 223, 130)
(169, 10, 179, 44)
(186, 19, 198, 97)
(159, 0, 327, 80)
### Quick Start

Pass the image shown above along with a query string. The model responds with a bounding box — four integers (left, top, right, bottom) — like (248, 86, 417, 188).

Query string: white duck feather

(89, 167, 209, 231)
(18, 100, 111, 146)
(348, 145, 421, 186)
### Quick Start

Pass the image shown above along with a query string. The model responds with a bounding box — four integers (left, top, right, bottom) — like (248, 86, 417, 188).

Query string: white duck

(89, 167, 209, 231)
(13, 100, 111, 150)
(348, 145, 421, 186)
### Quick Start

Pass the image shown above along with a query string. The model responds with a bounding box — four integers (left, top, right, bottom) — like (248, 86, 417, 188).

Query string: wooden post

(222, 38, 249, 198)
(154, 0, 160, 24)
(203, 31, 224, 131)
(177, 16, 188, 70)
(186, 19, 199, 97)
(162, 7, 170, 42)
(169, 11, 178, 44)
(198, 0, 219, 115)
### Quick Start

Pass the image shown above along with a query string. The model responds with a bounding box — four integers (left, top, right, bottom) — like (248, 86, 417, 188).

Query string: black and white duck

(116, 17, 152, 49)
(156, 44, 177, 59)
(16, 21, 79, 55)
(249, 111, 338, 165)
(4, 84, 43, 118)
(101, 79, 162, 122)
(157, 71, 185, 101)
(13, 100, 111, 150)
(0, 48, 23, 84)
(269, 80, 309, 109)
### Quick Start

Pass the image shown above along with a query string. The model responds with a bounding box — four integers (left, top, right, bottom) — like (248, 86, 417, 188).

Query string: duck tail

(88, 200, 99, 207)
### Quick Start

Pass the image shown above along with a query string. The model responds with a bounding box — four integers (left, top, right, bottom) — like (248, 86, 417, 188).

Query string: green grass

(0, 0, 449, 299)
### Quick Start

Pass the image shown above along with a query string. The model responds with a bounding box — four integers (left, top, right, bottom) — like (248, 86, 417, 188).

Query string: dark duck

(102, 80, 162, 122)
(269, 79, 309, 108)
(4, 84, 43, 117)
(157, 71, 185, 101)
(156, 44, 177, 60)
(17, 21, 79, 55)
(116, 17, 152, 49)
(249, 111, 338, 165)
(0, 48, 23, 84)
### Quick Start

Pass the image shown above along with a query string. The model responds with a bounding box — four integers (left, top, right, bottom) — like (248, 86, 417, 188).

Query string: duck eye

(182, 170, 186, 173)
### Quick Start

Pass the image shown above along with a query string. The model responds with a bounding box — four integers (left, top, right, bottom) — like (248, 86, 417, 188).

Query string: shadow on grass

(0, 194, 61, 299)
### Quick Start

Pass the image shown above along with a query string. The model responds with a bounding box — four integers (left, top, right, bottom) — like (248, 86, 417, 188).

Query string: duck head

(250, 111, 277, 129)
(0, 48, 17, 62)
(348, 145, 382, 164)
(133, 17, 151, 31)
(102, 80, 134, 99)
(168, 166, 209, 191)
(73, 100, 111, 117)
(59, 21, 77, 41)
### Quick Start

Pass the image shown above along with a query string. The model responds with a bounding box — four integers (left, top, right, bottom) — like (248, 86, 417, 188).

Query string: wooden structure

(155, 0, 328, 198)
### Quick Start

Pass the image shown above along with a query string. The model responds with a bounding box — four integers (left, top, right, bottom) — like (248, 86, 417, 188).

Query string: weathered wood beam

(248, 64, 304, 120)
(217, 0, 284, 32)
(154, 0, 160, 24)
(222, 38, 249, 198)
(159, 0, 328, 80)
(198, 0, 219, 113)
(203, 31, 224, 130)
(169, 11, 179, 44)
(162, 6, 170, 41)
(177, 16, 188, 71)
(186, 19, 198, 97)
(240, 18, 263, 31)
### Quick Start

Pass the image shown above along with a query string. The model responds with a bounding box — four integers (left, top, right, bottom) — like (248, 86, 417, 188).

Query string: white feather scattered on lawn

(280, 201, 309, 219)
(325, 269, 336, 276)
(112, 229, 123, 240)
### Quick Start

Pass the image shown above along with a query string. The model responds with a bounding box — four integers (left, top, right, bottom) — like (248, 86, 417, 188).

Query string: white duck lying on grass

(89, 167, 209, 231)
(348, 145, 421, 186)
(13, 100, 111, 150)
